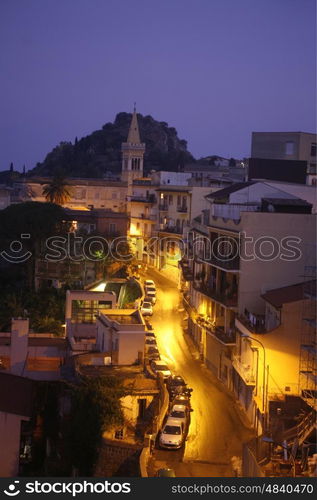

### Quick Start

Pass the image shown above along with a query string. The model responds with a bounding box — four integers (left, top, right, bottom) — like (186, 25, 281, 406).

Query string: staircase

(282, 410, 316, 446)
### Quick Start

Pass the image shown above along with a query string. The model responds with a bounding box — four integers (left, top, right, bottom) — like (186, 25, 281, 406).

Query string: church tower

(121, 106, 145, 184)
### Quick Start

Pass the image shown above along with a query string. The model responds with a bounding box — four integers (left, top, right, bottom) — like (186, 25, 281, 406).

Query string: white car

(145, 279, 156, 289)
(145, 337, 157, 346)
(151, 360, 171, 379)
(159, 417, 185, 449)
(169, 404, 189, 427)
(145, 291, 156, 305)
(140, 301, 153, 316)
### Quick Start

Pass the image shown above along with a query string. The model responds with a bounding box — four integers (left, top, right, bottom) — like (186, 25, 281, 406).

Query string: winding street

(146, 269, 253, 477)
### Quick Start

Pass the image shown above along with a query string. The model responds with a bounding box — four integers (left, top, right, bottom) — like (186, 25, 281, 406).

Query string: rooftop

(205, 182, 255, 200)
(28, 337, 68, 348)
(19, 177, 127, 187)
(156, 186, 192, 193)
(262, 197, 312, 207)
(262, 280, 317, 308)
(106, 312, 141, 325)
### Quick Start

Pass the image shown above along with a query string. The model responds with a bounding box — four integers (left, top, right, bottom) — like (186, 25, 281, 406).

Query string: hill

(28, 112, 195, 178)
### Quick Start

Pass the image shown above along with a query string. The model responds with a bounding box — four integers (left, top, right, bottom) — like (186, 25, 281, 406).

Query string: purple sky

(0, 0, 316, 172)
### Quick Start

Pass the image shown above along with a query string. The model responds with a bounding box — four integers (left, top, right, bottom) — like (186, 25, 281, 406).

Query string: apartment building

(0, 372, 34, 476)
(180, 182, 316, 408)
(251, 131, 317, 186)
(0, 319, 68, 381)
(235, 280, 316, 436)
(10, 177, 128, 210)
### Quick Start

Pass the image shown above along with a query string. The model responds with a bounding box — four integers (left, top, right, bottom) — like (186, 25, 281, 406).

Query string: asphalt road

(145, 269, 253, 476)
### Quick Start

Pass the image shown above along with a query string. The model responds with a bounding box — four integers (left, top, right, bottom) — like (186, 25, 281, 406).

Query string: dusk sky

(0, 0, 316, 172)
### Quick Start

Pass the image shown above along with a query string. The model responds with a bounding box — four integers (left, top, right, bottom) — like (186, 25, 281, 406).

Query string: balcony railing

(232, 354, 256, 385)
(237, 312, 267, 334)
(179, 259, 194, 281)
(193, 281, 238, 307)
(129, 194, 156, 203)
(196, 316, 236, 344)
(160, 225, 183, 235)
(159, 203, 168, 211)
(177, 205, 188, 213)
(135, 213, 157, 221)
(211, 203, 259, 221)
(195, 251, 240, 271)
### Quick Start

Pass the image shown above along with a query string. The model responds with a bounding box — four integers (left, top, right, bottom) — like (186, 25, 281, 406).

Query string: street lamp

(241, 334, 266, 430)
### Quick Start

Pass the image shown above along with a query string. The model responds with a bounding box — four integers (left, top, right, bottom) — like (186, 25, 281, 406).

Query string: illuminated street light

(241, 334, 266, 430)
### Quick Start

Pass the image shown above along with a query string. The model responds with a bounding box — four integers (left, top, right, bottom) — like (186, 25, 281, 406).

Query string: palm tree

(43, 174, 72, 205)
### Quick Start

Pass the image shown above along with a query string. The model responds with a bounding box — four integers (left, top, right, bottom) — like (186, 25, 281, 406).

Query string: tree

(43, 174, 72, 205)
(67, 376, 126, 475)
(0, 202, 69, 289)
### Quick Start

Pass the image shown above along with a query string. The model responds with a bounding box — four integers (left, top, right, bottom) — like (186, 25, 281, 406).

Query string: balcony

(232, 354, 256, 385)
(195, 248, 240, 271)
(129, 194, 156, 203)
(159, 225, 183, 235)
(235, 311, 267, 334)
(193, 281, 238, 307)
(196, 316, 236, 345)
(179, 259, 194, 281)
(134, 213, 157, 221)
(177, 205, 188, 213)
(211, 202, 259, 221)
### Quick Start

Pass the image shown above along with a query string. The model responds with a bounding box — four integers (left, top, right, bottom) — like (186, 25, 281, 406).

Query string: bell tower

(121, 106, 145, 185)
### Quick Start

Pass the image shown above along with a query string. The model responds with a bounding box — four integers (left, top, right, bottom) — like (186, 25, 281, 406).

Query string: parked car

(145, 291, 156, 305)
(147, 346, 160, 360)
(145, 330, 156, 337)
(166, 375, 187, 397)
(151, 360, 171, 379)
(145, 319, 154, 331)
(140, 301, 153, 316)
(159, 417, 185, 449)
(145, 337, 157, 346)
(156, 468, 176, 477)
(169, 404, 189, 427)
(145, 279, 156, 289)
(171, 394, 193, 411)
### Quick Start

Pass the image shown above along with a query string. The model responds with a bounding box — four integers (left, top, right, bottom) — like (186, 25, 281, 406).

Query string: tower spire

(127, 105, 141, 143)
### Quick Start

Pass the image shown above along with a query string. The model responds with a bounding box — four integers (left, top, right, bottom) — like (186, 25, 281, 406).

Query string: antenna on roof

(133, 102, 136, 113)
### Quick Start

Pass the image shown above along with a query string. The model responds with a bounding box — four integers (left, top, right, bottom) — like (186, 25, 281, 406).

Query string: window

(138, 399, 147, 419)
(94, 192, 100, 199)
(111, 192, 117, 199)
(168, 195, 173, 205)
(285, 141, 294, 155)
(115, 429, 123, 439)
(311, 143, 317, 157)
(75, 189, 84, 200)
(177, 195, 181, 206)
